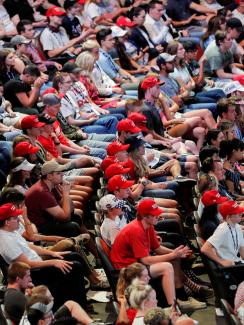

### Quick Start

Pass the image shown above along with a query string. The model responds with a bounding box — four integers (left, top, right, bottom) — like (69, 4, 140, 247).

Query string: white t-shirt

(0, 229, 42, 264)
(0, 5, 15, 32)
(207, 222, 244, 263)
(101, 215, 126, 246)
(40, 27, 70, 54)
(132, 316, 145, 325)
(83, 2, 103, 20)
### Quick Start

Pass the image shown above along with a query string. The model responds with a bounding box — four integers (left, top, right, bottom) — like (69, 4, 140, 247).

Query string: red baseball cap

(42, 87, 58, 96)
(107, 175, 134, 192)
(128, 113, 149, 132)
(117, 119, 141, 133)
(107, 141, 130, 156)
(104, 163, 131, 179)
(116, 16, 136, 27)
(14, 142, 40, 157)
(101, 156, 117, 171)
(218, 201, 244, 218)
(46, 6, 66, 17)
(78, 0, 86, 4)
(141, 76, 164, 90)
(137, 199, 164, 217)
(21, 115, 45, 129)
(0, 203, 22, 221)
(201, 190, 228, 207)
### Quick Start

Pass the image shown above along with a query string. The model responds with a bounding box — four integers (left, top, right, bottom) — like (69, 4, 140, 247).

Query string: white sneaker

(178, 297, 207, 312)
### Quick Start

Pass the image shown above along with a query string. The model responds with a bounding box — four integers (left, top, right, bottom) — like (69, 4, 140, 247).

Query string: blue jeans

(82, 115, 118, 134)
(69, 147, 106, 159)
(195, 89, 225, 103)
(3, 130, 22, 141)
(106, 107, 126, 117)
(0, 141, 12, 175)
(183, 103, 217, 117)
(142, 189, 175, 199)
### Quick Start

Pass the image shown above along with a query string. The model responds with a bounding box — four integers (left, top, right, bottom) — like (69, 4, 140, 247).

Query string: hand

(220, 259, 235, 267)
(9, 112, 16, 118)
(171, 245, 187, 259)
(34, 77, 46, 88)
(52, 259, 73, 274)
(117, 295, 127, 305)
(81, 28, 95, 39)
(156, 44, 164, 52)
(50, 251, 71, 259)
(146, 152, 155, 162)
(80, 145, 90, 154)
(112, 87, 124, 94)
(54, 62, 62, 70)
(100, 109, 109, 115)
(187, 14, 197, 23)
(164, 18, 172, 26)
(61, 181, 71, 194)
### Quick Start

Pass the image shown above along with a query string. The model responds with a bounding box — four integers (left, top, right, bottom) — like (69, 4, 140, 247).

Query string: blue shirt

(97, 48, 121, 80)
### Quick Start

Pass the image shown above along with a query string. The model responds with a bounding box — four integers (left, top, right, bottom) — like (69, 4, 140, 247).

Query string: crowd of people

(0, 0, 243, 324)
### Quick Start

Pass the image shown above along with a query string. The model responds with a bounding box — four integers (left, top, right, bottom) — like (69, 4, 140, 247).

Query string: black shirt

(142, 101, 165, 136)
(62, 15, 82, 39)
(166, 0, 193, 21)
(4, 0, 34, 21)
(4, 288, 26, 324)
(4, 78, 31, 108)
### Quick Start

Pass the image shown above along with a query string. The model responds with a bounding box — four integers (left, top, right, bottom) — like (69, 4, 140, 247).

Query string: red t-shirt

(25, 180, 61, 227)
(37, 135, 59, 158)
(110, 219, 160, 269)
(53, 120, 69, 146)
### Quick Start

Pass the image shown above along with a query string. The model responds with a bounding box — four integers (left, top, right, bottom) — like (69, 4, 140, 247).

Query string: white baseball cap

(111, 26, 127, 38)
(99, 194, 125, 211)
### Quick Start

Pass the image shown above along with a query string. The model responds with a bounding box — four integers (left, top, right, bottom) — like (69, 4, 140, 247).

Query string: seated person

(3, 64, 48, 115)
(198, 189, 228, 239)
(99, 194, 125, 246)
(203, 30, 244, 80)
(40, 6, 84, 59)
(0, 0, 17, 39)
(0, 202, 89, 310)
(219, 139, 244, 197)
(201, 200, 244, 267)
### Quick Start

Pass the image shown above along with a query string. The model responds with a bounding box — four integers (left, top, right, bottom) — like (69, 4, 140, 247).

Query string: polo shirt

(110, 219, 160, 269)
(25, 180, 61, 227)
(40, 27, 71, 55)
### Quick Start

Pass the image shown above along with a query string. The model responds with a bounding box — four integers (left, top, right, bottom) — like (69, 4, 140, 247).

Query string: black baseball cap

(38, 114, 56, 124)
(64, 0, 77, 10)
(62, 62, 81, 74)
(226, 18, 243, 32)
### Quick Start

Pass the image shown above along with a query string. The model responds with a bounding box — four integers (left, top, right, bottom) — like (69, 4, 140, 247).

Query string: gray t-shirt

(203, 41, 234, 77)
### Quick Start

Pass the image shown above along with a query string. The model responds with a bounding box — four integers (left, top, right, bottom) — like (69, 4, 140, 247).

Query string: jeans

(31, 252, 88, 311)
(82, 115, 118, 134)
(87, 133, 115, 142)
(3, 130, 22, 141)
(106, 107, 127, 117)
(69, 147, 106, 160)
(142, 189, 175, 199)
(183, 102, 217, 117)
(38, 220, 81, 237)
(195, 89, 225, 103)
(0, 141, 12, 175)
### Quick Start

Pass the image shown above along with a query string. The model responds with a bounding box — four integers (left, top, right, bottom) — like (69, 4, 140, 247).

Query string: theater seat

(95, 225, 101, 237)
(197, 237, 244, 306)
(220, 299, 242, 325)
(95, 237, 119, 299)
(0, 255, 8, 285)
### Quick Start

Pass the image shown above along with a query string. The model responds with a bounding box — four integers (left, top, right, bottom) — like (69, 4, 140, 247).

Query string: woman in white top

(99, 194, 125, 246)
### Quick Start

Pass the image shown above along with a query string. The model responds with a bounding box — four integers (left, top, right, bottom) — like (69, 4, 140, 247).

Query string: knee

(185, 162, 198, 172)
(162, 262, 174, 275)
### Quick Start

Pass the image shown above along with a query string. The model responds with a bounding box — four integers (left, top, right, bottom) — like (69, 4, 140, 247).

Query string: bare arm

(201, 241, 234, 266)
(216, 68, 237, 79)
(189, 2, 216, 14)
(47, 35, 83, 58)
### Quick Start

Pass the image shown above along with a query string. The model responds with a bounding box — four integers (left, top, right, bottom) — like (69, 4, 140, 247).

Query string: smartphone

(173, 299, 182, 316)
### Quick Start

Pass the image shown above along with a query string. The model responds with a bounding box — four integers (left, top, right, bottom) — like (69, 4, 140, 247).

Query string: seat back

(0, 255, 8, 285)
(194, 224, 201, 237)
(94, 212, 102, 225)
(95, 237, 119, 299)
(94, 225, 101, 237)
(197, 237, 239, 305)
(221, 299, 241, 325)
(193, 211, 200, 224)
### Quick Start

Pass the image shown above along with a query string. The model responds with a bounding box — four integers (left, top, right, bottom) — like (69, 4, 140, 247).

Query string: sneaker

(174, 176, 196, 185)
(184, 269, 212, 287)
(95, 268, 107, 281)
(90, 279, 110, 290)
(199, 286, 214, 299)
(178, 297, 207, 312)
(72, 233, 90, 244)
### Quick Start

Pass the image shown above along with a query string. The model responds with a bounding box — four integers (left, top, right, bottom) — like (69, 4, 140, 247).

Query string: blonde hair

(76, 51, 96, 76)
(81, 39, 99, 51)
(116, 263, 146, 298)
(127, 278, 153, 309)
(129, 148, 149, 178)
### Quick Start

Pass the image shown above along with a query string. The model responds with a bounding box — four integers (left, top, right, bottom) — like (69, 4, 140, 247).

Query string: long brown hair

(116, 262, 146, 298)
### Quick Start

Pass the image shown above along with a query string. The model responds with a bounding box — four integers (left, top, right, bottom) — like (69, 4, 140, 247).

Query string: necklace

(227, 223, 238, 251)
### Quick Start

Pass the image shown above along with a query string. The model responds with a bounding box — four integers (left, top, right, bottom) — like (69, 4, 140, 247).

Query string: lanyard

(227, 223, 238, 251)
